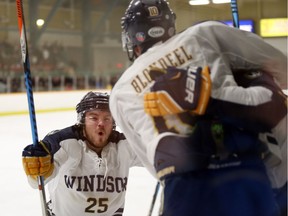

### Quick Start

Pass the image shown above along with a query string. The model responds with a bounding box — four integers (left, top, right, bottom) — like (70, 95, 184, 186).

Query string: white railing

(0, 74, 117, 93)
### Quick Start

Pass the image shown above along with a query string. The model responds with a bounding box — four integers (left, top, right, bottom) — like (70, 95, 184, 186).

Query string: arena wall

(0, 90, 109, 116)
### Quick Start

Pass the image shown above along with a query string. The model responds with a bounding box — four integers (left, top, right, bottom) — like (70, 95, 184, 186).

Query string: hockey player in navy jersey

(144, 66, 287, 216)
(22, 92, 144, 216)
(110, 0, 287, 215)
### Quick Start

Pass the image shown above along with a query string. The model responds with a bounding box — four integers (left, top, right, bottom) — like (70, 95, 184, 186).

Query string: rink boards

(0, 89, 109, 116)
(1, 89, 286, 116)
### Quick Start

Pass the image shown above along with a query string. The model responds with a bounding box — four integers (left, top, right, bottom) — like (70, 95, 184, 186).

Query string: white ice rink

(0, 92, 161, 216)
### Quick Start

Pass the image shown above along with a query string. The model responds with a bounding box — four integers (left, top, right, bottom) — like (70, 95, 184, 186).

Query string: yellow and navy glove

(22, 141, 54, 180)
(144, 66, 211, 116)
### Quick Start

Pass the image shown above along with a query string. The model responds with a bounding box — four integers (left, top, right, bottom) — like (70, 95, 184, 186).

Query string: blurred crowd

(0, 40, 77, 76)
(0, 40, 121, 93)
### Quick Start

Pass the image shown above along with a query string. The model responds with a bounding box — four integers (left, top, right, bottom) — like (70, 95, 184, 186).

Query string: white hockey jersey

(110, 21, 287, 188)
(27, 128, 142, 216)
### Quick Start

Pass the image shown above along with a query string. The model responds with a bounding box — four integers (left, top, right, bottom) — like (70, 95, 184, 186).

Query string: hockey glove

(144, 66, 211, 116)
(22, 141, 54, 180)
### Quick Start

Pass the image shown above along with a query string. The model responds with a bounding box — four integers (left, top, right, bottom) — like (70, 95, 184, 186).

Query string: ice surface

(0, 111, 161, 216)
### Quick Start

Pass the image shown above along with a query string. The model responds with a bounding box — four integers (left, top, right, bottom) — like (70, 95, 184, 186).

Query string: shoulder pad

(42, 125, 82, 154)
(108, 130, 126, 143)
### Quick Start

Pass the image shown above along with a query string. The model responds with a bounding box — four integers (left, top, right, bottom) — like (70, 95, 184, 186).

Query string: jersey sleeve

(207, 70, 287, 132)
(109, 90, 158, 178)
(192, 21, 287, 132)
(27, 125, 82, 187)
(194, 21, 287, 89)
(42, 125, 81, 154)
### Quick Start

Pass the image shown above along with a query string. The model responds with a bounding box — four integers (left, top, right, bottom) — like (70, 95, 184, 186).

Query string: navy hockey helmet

(76, 91, 111, 124)
(121, 0, 176, 61)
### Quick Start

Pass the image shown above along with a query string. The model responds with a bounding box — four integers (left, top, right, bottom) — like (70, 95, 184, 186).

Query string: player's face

(134, 45, 143, 57)
(84, 110, 114, 151)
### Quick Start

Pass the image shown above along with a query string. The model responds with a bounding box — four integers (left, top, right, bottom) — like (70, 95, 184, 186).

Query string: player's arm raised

(22, 129, 64, 182)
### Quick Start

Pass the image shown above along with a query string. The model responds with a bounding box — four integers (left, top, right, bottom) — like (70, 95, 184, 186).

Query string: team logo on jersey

(148, 27, 165, 38)
(136, 32, 146, 42)
(148, 6, 159, 16)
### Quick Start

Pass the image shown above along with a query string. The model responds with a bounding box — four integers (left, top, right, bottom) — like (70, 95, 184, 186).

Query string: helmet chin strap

(128, 51, 135, 62)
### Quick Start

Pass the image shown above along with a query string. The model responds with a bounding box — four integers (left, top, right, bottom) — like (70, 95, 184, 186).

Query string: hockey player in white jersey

(110, 0, 287, 215)
(22, 91, 143, 216)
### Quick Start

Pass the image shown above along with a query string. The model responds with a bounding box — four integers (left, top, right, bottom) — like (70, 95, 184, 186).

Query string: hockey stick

(230, 0, 239, 28)
(16, 1, 48, 216)
(148, 181, 160, 216)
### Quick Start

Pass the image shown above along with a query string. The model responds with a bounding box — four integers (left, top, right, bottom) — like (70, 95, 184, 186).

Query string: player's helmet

(121, 0, 176, 61)
(76, 91, 111, 124)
